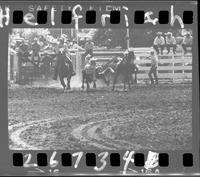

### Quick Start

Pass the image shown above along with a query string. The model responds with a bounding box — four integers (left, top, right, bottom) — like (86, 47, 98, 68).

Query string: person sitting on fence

(165, 32, 177, 54)
(17, 39, 30, 63)
(147, 51, 158, 85)
(84, 38, 94, 57)
(105, 39, 112, 49)
(31, 37, 41, 66)
(153, 32, 165, 55)
(182, 32, 193, 54)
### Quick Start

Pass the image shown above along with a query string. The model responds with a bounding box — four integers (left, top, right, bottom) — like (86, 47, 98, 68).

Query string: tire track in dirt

(9, 109, 178, 150)
(9, 118, 57, 150)
(9, 111, 134, 150)
(71, 109, 155, 150)
(71, 118, 151, 150)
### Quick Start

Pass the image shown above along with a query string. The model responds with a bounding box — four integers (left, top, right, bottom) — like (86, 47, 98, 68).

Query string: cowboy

(84, 38, 94, 57)
(53, 39, 75, 80)
(153, 32, 165, 55)
(122, 50, 135, 64)
(18, 39, 29, 62)
(148, 51, 158, 85)
(31, 37, 41, 66)
(39, 35, 47, 46)
(89, 58, 97, 81)
(121, 50, 129, 62)
(84, 57, 97, 81)
(182, 32, 193, 54)
(17, 39, 30, 83)
(105, 38, 112, 49)
(42, 51, 52, 79)
(165, 32, 177, 54)
(85, 54, 92, 65)
(71, 39, 83, 50)
(59, 37, 75, 73)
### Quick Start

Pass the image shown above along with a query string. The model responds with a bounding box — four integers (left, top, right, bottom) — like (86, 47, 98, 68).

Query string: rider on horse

(53, 37, 76, 80)
(84, 54, 97, 81)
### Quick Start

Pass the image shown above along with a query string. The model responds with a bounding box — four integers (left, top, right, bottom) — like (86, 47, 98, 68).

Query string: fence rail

(92, 49, 192, 81)
(9, 48, 192, 84)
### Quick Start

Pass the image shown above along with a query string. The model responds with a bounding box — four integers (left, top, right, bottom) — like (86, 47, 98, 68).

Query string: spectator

(148, 51, 158, 85)
(42, 51, 52, 79)
(153, 32, 165, 55)
(18, 39, 29, 63)
(31, 38, 41, 66)
(17, 39, 30, 83)
(182, 32, 193, 54)
(105, 39, 112, 49)
(165, 32, 177, 54)
(39, 35, 49, 51)
(71, 39, 83, 50)
(39, 35, 47, 46)
(84, 38, 94, 57)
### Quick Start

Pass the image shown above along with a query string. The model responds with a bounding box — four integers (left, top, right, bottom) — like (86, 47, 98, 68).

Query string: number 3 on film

(94, 152, 109, 171)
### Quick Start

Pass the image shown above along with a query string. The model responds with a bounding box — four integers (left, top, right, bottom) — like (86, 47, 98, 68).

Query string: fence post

(182, 55, 185, 74)
(172, 54, 174, 83)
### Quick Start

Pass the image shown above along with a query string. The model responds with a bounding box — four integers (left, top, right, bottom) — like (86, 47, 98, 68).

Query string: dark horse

(112, 51, 136, 91)
(54, 51, 74, 91)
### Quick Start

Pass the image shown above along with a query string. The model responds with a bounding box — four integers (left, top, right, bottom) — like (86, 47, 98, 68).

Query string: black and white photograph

(8, 28, 192, 150)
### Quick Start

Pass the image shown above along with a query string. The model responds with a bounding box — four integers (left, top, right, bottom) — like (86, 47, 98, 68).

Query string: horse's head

(127, 51, 135, 63)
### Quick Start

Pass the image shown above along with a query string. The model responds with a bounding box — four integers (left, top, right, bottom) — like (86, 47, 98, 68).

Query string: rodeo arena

(8, 28, 192, 150)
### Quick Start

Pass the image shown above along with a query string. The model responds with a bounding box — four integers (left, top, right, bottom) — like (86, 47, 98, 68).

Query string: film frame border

(0, 0, 199, 175)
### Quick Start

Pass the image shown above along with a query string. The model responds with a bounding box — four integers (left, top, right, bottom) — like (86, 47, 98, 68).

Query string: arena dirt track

(8, 84, 192, 150)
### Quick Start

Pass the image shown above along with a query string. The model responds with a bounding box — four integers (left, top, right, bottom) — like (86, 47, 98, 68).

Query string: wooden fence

(90, 49, 192, 82)
(8, 48, 192, 84)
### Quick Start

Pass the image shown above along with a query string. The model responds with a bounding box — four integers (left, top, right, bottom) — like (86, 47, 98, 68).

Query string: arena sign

(0, 3, 193, 28)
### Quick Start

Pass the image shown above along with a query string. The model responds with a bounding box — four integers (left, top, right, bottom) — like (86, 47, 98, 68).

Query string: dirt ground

(8, 83, 192, 150)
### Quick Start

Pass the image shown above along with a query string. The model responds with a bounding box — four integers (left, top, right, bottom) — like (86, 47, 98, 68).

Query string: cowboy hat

(185, 32, 191, 36)
(157, 32, 162, 35)
(165, 32, 172, 36)
(86, 54, 92, 58)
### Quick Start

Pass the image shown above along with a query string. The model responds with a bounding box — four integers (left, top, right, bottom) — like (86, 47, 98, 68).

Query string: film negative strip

(0, 0, 199, 175)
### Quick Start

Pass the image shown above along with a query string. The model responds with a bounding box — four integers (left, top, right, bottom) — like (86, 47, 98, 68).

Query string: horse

(81, 59, 112, 90)
(112, 51, 136, 91)
(100, 55, 138, 86)
(54, 51, 74, 91)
